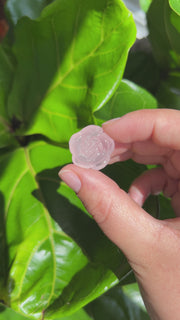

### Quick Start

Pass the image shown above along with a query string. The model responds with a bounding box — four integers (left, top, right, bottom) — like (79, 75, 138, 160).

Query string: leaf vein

(41, 107, 76, 120)
(24, 148, 57, 304)
(47, 21, 124, 94)
(5, 168, 28, 219)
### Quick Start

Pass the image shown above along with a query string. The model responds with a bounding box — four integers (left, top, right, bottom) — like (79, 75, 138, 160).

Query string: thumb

(59, 164, 161, 265)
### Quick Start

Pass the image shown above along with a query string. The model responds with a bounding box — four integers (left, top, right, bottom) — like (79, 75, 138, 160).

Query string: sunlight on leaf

(7, 0, 136, 143)
(169, 0, 180, 16)
(139, 0, 152, 12)
(94, 79, 157, 124)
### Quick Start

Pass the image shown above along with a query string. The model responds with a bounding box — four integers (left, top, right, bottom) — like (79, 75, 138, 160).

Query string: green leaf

(171, 9, 180, 32)
(45, 266, 118, 319)
(147, 0, 180, 69)
(7, 0, 136, 143)
(158, 194, 175, 220)
(5, 0, 53, 24)
(122, 283, 147, 314)
(169, 0, 180, 16)
(86, 284, 149, 320)
(0, 44, 16, 148)
(124, 51, 160, 95)
(0, 118, 11, 149)
(0, 143, 84, 317)
(54, 308, 93, 320)
(156, 72, 180, 109)
(0, 305, 92, 320)
(139, 0, 152, 12)
(0, 305, 29, 320)
(94, 79, 157, 123)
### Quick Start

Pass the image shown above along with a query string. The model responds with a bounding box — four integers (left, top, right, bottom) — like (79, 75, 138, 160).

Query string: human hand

(59, 109, 180, 320)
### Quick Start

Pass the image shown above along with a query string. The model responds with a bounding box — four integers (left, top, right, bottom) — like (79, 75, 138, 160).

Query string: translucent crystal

(69, 125, 114, 170)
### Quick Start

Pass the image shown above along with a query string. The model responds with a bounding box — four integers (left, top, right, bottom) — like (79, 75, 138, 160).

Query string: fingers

(103, 109, 180, 152)
(59, 164, 161, 264)
(128, 167, 178, 207)
(109, 139, 170, 164)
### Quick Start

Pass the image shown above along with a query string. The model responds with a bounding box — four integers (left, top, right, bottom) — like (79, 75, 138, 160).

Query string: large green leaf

(147, 0, 180, 69)
(1, 141, 135, 319)
(0, 143, 84, 317)
(5, 0, 53, 24)
(169, 0, 180, 15)
(7, 0, 136, 143)
(94, 79, 157, 123)
(86, 283, 149, 320)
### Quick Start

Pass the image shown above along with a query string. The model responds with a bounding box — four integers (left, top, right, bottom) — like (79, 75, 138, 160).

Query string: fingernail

(128, 186, 145, 207)
(59, 169, 81, 193)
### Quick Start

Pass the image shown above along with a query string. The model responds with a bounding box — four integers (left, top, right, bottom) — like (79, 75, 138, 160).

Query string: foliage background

(0, 0, 180, 319)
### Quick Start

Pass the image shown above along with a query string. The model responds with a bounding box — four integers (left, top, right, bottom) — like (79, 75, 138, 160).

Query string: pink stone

(69, 125, 114, 170)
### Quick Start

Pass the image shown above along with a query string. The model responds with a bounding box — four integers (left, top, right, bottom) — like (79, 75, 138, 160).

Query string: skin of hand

(59, 109, 180, 320)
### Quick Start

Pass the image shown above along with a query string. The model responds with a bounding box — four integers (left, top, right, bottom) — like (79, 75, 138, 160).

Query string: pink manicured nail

(59, 170, 81, 193)
(128, 186, 145, 207)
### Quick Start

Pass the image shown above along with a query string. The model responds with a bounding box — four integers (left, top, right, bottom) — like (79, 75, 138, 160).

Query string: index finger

(102, 109, 180, 150)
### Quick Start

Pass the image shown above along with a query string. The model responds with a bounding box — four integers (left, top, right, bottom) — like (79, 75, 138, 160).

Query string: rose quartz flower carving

(69, 125, 114, 170)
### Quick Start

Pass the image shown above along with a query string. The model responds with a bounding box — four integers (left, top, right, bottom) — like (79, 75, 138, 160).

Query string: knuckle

(89, 192, 114, 225)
